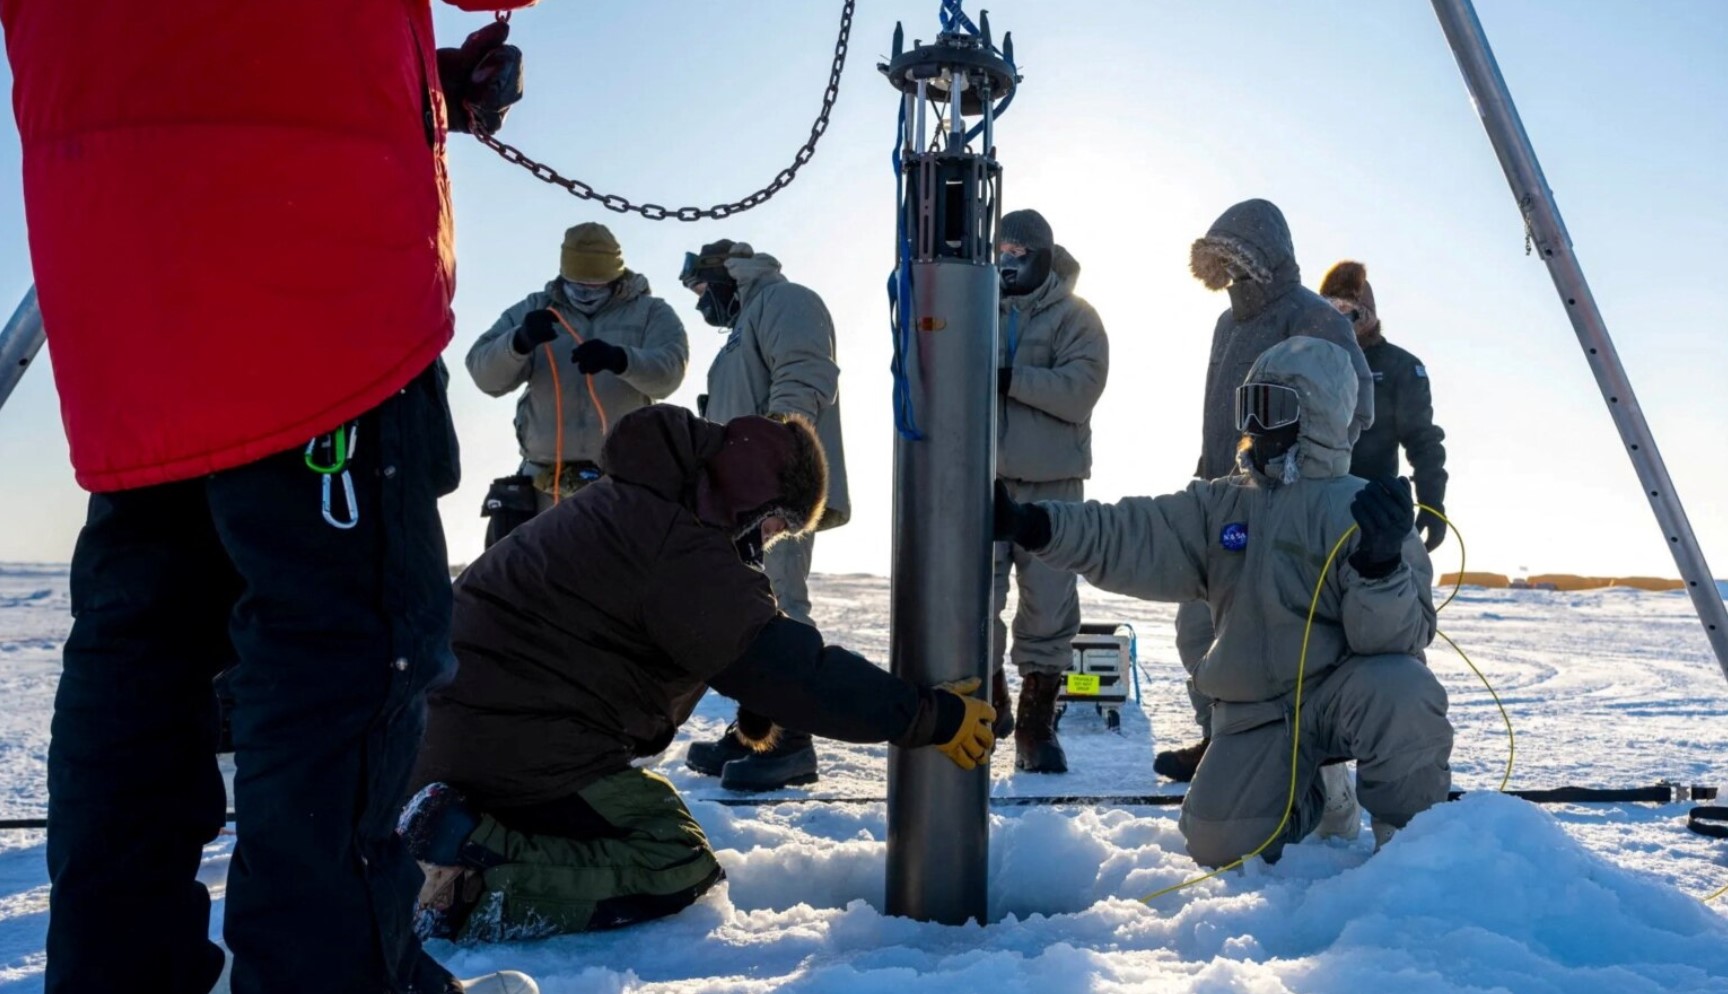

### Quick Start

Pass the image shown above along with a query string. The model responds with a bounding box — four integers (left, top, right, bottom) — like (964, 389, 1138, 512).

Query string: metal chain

(471, 0, 854, 221)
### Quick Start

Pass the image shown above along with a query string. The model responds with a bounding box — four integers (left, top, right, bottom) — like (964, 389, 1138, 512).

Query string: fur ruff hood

(1190, 199, 1302, 321)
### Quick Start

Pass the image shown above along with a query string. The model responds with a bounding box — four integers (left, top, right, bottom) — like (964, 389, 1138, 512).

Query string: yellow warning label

(1065, 673, 1101, 695)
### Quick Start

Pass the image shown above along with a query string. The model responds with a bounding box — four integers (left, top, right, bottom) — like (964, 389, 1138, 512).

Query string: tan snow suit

(1032, 337, 1452, 866)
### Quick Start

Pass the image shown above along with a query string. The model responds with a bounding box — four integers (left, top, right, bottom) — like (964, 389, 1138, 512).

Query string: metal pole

(1431, 0, 1728, 680)
(0, 286, 45, 414)
(886, 261, 997, 924)
(880, 21, 1018, 924)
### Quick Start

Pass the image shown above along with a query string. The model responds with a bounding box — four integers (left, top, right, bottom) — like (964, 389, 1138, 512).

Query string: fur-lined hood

(1236, 336, 1358, 484)
(1003, 244, 1082, 316)
(1190, 199, 1301, 321)
(696, 413, 828, 539)
(598, 404, 827, 538)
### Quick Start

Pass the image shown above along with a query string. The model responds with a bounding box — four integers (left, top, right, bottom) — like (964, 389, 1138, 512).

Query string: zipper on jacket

(405, 6, 439, 148)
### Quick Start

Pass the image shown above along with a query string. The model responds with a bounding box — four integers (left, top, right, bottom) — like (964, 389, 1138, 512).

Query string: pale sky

(2, 1, 1724, 581)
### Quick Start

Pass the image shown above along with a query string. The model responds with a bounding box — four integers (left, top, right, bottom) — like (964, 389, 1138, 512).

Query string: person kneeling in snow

(403, 404, 995, 940)
(994, 337, 1453, 866)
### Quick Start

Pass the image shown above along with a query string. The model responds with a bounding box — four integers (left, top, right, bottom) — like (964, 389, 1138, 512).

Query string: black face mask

(999, 247, 1052, 297)
(1247, 423, 1301, 475)
(696, 281, 740, 328)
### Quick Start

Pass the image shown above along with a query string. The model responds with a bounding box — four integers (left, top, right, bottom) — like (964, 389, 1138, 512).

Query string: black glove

(571, 338, 628, 375)
(997, 367, 1014, 396)
(1416, 506, 1447, 552)
(437, 20, 524, 136)
(1349, 476, 1415, 579)
(511, 309, 559, 354)
(993, 479, 1051, 551)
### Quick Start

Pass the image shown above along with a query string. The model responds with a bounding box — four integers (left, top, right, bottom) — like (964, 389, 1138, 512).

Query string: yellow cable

(1436, 629, 1515, 793)
(1424, 504, 1515, 793)
(1431, 504, 1466, 614)
(1138, 502, 1513, 904)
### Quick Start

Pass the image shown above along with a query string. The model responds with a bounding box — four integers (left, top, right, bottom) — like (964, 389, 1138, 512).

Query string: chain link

(471, 0, 854, 221)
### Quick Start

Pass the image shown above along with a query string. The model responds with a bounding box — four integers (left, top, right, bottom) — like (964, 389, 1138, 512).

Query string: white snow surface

(3, 565, 1728, 992)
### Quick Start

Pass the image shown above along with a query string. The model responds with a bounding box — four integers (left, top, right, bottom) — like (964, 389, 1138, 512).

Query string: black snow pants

(46, 364, 464, 994)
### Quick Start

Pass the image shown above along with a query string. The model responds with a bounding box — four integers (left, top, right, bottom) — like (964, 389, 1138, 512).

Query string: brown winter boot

(990, 669, 1015, 739)
(1153, 738, 1210, 783)
(1013, 672, 1068, 773)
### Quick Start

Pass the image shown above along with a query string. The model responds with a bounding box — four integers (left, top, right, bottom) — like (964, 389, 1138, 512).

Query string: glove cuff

(895, 688, 965, 749)
(1349, 549, 1401, 580)
(1016, 503, 1052, 552)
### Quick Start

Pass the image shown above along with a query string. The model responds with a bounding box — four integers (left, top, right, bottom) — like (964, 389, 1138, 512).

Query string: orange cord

(541, 306, 610, 505)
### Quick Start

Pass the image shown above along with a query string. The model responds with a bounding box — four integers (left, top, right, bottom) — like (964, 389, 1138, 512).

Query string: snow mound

(432, 793, 1728, 993)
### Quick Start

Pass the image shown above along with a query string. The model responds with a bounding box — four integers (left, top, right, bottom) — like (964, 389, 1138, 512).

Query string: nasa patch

(1414, 365, 1428, 378)
(1220, 522, 1248, 552)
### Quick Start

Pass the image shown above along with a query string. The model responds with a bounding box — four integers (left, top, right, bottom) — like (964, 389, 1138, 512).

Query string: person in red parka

(1, 3, 536, 993)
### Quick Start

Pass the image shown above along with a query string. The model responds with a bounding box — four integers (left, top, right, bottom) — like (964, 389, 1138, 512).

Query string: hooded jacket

(702, 249, 851, 528)
(998, 246, 1109, 482)
(466, 273, 689, 466)
(415, 405, 938, 808)
(1193, 200, 1374, 481)
(2, 0, 535, 492)
(1034, 336, 1435, 707)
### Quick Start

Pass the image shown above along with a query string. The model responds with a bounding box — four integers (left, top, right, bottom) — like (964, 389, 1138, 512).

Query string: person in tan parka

(677, 239, 852, 792)
(991, 209, 1109, 774)
(994, 336, 1452, 865)
(467, 222, 690, 545)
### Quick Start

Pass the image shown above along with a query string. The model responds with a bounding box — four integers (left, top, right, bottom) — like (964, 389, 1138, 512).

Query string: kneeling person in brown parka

(995, 337, 1453, 867)
(403, 404, 994, 941)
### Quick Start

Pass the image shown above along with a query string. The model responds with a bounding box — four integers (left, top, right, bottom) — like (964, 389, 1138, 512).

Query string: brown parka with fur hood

(414, 405, 948, 809)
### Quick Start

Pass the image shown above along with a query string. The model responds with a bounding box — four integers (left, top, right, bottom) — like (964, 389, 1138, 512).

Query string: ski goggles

(679, 250, 731, 289)
(1235, 382, 1301, 433)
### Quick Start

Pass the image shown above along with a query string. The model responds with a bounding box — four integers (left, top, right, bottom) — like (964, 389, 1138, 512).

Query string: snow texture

(2, 566, 1727, 992)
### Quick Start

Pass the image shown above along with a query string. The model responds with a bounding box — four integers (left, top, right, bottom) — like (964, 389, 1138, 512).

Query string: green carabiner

(304, 423, 352, 474)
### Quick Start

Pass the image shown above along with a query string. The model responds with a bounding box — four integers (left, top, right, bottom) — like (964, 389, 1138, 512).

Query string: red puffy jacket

(2, 0, 534, 492)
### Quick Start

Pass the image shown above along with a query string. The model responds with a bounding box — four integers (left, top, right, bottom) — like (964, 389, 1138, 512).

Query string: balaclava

(685, 239, 742, 329)
(998, 209, 1054, 297)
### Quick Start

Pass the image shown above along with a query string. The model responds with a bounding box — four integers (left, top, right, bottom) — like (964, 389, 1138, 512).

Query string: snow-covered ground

(3, 565, 1727, 991)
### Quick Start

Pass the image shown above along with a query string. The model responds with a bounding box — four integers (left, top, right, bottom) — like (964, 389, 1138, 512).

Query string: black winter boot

(991, 669, 1015, 740)
(1013, 672, 1068, 773)
(719, 729, 820, 791)
(1153, 738, 1210, 783)
(685, 723, 754, 777)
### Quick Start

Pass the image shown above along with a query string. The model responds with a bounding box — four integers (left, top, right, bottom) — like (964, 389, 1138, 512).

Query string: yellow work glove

(933, 677, 997, 771)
